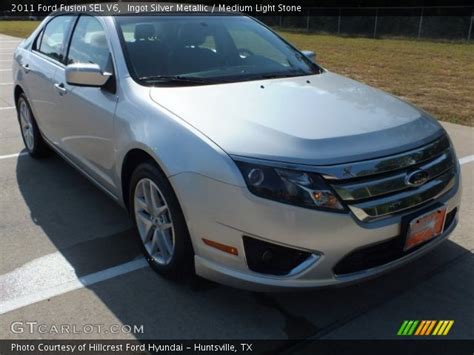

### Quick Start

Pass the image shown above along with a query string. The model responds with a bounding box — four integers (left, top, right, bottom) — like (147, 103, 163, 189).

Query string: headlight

(235, 160, 345, 212)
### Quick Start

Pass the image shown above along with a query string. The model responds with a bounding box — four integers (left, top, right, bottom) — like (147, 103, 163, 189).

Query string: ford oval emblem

(405, 170, 429, 187)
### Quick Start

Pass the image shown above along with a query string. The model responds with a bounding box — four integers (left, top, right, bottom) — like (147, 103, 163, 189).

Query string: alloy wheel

(19, 99, 34, 151)
(134, 178, 175, 265)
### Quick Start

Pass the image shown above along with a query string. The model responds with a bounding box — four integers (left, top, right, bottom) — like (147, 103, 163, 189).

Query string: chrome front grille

(325, 135, 456, 222)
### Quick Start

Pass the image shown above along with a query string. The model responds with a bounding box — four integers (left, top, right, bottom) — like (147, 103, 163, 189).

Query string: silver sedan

(12, 12, 461, 290)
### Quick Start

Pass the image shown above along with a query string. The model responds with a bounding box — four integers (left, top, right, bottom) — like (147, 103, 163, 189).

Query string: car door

(52, 15, 119, 192)
(25, 15, 74, 141)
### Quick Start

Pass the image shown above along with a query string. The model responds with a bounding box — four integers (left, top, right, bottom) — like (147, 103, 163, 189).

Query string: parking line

(0, 83, 12, 85)
(0, 253, 148, 315)
(0, 152, 27, 161)
(0, 106, 15, 110)
(459, 155, 474, 165)
(0, 69, 11, 72)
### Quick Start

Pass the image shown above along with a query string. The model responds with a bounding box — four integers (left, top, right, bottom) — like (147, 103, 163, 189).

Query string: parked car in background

(12, 11, 461, 290)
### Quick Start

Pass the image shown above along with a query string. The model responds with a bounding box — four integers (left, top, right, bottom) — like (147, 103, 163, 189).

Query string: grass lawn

(279, 31, 474, 126)
(0, 21, 40, 38)
(0, 21, 472, 125)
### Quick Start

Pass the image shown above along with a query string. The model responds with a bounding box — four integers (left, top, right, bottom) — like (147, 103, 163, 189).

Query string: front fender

(113, 80, 245, 205)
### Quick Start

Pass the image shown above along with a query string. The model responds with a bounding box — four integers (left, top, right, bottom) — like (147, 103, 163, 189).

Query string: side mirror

(301, 50, 316, 62)
(65, 63, 112, 87)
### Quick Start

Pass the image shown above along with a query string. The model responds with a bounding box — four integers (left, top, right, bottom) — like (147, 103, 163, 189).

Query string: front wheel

(17, 94, 49, 158)
(129, 162, 194, 279)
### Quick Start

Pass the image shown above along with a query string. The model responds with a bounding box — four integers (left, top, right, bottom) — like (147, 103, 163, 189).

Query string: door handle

(21, 63, 30, 73)
(54, 82, 67, 95)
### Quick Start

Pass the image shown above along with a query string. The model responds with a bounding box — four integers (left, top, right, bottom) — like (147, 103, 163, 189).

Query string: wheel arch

(14, 85, 25, 107)
(120, 147, 196, 255)
(120, 148, 182, 213)
(121, 148, 157, 210)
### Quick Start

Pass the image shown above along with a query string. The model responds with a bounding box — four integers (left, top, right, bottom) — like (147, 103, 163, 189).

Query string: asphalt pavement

(0, 33, 473, 341)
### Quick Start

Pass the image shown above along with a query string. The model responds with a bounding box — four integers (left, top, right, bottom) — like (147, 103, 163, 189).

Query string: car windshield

(115, 15, 321, 85)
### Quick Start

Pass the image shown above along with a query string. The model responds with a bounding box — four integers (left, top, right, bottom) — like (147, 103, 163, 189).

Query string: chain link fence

(257, 7, 474, 41)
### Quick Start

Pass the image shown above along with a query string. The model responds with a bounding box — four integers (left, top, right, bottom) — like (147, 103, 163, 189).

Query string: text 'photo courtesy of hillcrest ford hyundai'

(12, 9, 461, 291)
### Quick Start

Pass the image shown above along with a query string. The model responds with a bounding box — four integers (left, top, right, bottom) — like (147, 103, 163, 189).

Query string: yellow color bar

(432, 321, 444, 335)
(425, 320, 436, 335)
(437, 321, 449, 335)
(442, 321, 454, 336)
(414, 320, 426, 335)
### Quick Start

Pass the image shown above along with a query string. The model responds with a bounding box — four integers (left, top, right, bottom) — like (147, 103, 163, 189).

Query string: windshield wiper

(138, 75, 217, 85)
(255, 71, 310, 80)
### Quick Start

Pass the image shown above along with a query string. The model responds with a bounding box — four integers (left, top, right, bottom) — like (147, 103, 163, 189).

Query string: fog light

(243, 236, 314, 275)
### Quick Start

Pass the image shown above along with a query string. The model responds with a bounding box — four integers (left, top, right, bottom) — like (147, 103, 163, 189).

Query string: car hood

(149, 72, 444, 165)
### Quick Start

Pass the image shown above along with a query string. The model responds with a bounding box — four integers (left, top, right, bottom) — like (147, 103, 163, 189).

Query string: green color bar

(402, 321, 414, 335)
(408, 320, 419, 335)
(397, 320, 410, 335)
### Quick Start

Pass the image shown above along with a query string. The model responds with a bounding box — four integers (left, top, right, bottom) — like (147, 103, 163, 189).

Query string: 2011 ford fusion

(12, 11, 461, 290)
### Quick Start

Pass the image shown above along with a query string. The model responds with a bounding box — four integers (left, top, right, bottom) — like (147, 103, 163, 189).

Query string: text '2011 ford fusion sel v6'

(12, 11, 461, 290)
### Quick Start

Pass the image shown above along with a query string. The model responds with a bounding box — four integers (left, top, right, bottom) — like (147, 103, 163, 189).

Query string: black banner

(1, 1, 473, 17)
(0, 340, 473, 355)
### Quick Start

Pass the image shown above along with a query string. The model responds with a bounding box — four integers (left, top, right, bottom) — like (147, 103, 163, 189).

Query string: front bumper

(170, 169, 461, 291)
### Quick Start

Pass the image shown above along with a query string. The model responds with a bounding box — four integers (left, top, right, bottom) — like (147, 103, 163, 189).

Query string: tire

(17, 93, 49, 158)
(129, 162, 194, 279)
